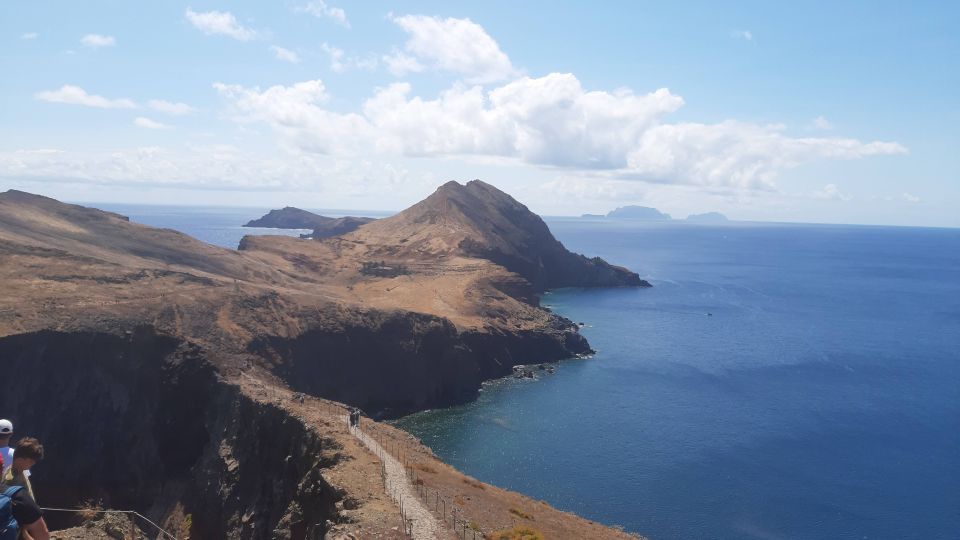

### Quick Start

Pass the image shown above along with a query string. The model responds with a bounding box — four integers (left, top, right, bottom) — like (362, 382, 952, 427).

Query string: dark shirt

(9, 487, 42, 526)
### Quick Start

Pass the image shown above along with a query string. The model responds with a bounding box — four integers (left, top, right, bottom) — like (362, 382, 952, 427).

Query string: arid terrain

(0, 180, 646, 539)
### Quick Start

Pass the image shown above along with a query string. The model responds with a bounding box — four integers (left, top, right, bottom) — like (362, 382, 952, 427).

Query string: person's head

(0, 419, 12, 445)
(13, 437, 43, 471)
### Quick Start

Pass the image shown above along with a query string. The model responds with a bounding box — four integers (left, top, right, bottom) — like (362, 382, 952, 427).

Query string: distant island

(606, 205, 672, 220)
(686, 212, 729, 223)
(583, 206, 730, 223)
(245, 206, 376, 239)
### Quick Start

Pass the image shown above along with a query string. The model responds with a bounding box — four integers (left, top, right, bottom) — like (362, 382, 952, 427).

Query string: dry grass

(463, 477, 486, 490)
(508, 508, 534, 520)
(76, 499, 103, 523)
(414, 462, 437, 474)
(488, 526, 544, 540)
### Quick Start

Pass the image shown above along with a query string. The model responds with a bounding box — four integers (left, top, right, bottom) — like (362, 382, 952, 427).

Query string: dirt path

(345, 416, 447, 540)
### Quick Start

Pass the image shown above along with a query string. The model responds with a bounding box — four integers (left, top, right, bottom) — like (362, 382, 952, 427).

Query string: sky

(1, 1, 958, 226)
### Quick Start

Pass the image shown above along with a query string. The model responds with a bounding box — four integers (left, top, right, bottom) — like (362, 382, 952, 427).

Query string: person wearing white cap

(0, 419, 13, 476)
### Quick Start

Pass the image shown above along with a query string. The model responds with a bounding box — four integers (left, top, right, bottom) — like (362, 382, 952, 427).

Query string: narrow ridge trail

(345, 416, 447, 539)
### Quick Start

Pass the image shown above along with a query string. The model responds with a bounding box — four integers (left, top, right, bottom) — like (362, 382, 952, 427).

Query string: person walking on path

(3, 438, 42, 502)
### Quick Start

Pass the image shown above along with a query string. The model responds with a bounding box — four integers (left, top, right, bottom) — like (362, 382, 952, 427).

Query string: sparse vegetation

(77, 499, 103, 523)
(360, 260, 410, 277)
(509, 507, 534, 520)
(462, 477, 486, 490)
(489, 525, 544, 540)
(414, 462, 437, 474)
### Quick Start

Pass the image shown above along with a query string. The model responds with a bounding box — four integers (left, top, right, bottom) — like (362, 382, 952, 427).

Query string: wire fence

(343, 411, 486, 540)
(40, 507, 178, 540)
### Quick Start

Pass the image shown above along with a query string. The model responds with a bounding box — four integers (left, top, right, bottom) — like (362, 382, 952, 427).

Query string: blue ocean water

(394, 220, 960, 540)
(92, 203, 390, 249)
(94, 204, 960, 539)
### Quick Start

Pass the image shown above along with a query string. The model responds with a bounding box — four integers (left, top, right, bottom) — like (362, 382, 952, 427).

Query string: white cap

(0, 419, 12, 435)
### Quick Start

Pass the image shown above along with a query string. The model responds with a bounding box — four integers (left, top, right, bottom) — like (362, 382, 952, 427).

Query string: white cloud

(0, 147, 414, 196)
(214, 80, 374, 155)
(81, 34, 116, 48)
(271, 45, 300, 63)
(383, 48, 425, 77)
(812, 116, 833, 130)
(812, 183, 852, 201)
(901, 192, 921, 203)
(295, 1, 349, 28)
(147, 99, 195, 116)
(21, 32, 38, 40)
(133, 117, 169, 130)
(185, 8, 257, 41)
(35, 85, 137, 109)
(321, 43, 346, 72)
(732, 30, 753, 41)
(320, 43, 377, 73)
(388, 15, 517, 84)
(214, 73, 905, 190)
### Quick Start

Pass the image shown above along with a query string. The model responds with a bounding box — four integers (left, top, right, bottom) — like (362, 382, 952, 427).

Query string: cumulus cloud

(35, 85, 137, 109)
(81, 34, 116, 48)
(147, 99, 195, 115)
(383, 48, 425, 77)
(185, 8, 257, 41)
(133, 117, 169, 130)
(213, 72, 905, 189)
(213, 80, 374, 155)
(271, 45, 300, 63)
(295, 1, 349, 28)
(901, 192, 921, 203)
(732, 30, 753, 41)
(388, 15, 517, 83)
(21, 32, 38, 40)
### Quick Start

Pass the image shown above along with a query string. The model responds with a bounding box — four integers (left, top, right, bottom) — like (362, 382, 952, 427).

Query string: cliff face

(0, 329, 346, 539)
(252, 310, 589, 418)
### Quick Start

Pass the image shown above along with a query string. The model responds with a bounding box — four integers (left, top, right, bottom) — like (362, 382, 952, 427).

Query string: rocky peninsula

(0, 181, 646, 539)
(245, 206, 376, 239)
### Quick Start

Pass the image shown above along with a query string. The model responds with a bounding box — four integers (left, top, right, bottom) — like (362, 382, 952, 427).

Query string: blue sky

(1, 1, 957, 226)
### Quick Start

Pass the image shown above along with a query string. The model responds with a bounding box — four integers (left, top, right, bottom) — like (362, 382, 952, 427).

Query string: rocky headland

(0, 181, 646, 539)
(244, 206, 376, 239)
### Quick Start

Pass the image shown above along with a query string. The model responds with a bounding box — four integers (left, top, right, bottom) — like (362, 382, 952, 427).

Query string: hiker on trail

(3, 438, 42, 502)
(0, 455, 50, 540)
(0, 422, 31, 486)
(0, 421, 12, 476)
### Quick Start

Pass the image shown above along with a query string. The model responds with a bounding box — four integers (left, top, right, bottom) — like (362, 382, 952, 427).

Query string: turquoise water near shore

(97, 204, 959, 539)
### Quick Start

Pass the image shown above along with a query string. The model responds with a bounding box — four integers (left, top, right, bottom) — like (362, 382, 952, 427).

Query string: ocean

(97, 204, 960, 540)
